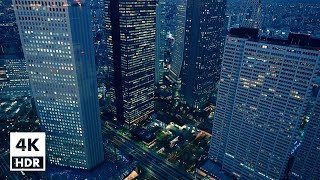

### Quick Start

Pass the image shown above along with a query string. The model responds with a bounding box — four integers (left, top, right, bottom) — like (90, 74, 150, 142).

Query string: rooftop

(130, 127, 156, 144)
(197, 160, 234, 180)
(229, 27, 320, 51)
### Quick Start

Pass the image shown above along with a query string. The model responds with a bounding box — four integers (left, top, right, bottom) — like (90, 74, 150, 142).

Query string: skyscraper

(155, 0, 166, 85)
(105, 0, 156, 125)
(0, 59, 30, 97)
(13, 0, 104, 169)
(239, 0, 262, 29)
(170, 0, 226, 108)
(209, 28, 320, 179)
(290, 90, 320, 179)
(168, 0, 187, 82)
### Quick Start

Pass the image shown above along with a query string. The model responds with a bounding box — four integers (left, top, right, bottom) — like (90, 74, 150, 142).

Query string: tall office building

(13, 0, 104, 169)
(168, 0, 187, 82)
(290, 90, 320, 179)
(105, 0, 156, 125)
(239, 0, 262, 29)
(155, 0, 166, 85)
(170, 0, 226, 108)
(0, 59, 30, 96)
(209, 28, 320, 179)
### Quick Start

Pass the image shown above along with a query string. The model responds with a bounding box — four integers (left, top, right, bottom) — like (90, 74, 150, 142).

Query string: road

(0, 151, 8, 157)
(113, 137, 170, 179)
(0, 154, 21, 180)
(103, 125, 193, 180)
(0, 123, 194, 180)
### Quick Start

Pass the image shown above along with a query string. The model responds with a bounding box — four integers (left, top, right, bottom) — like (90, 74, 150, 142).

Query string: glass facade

(179, 0, 226, 109)
(155, 0, 166, 85)
(168, 0, 187, 82)
(13, 0, 104, 169)
(105, 0, 156, 125)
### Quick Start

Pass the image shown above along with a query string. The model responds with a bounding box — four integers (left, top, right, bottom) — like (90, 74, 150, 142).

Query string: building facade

(105, 0, 156, 125)
(13, 0, 104, 169)
(179, 0, 226, 109)
(239, 0, 262, 29)
(168, 0, 187, 82)
(290, 90, 320, 179)
(209, 28, 320, 179)
(0, 59, 30, 96)
(155, 0, 166, 85)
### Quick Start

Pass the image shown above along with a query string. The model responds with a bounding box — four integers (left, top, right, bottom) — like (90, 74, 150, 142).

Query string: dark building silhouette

(173, 0, 226, 109)
(105, 0, 156, 125)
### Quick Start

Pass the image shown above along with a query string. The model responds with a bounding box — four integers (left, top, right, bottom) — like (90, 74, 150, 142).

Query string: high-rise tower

(105, 0, 156, 125)
(239, 0, 262, 29)
(209, 28, 320, 179)
(171, 0, 226, 109)
(168, 0, 187, 82)
(155, 0, 166, 85)
(13, 0, 104, 169)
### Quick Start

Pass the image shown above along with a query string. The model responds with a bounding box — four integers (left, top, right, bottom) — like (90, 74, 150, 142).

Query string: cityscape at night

(0, 0, 320, 179)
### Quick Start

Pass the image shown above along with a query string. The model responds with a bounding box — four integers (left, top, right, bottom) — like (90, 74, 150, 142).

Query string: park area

(145, 121, 211, 173)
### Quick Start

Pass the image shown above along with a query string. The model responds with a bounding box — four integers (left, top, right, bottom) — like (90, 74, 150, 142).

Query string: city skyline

(0, 0, 320, 179)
